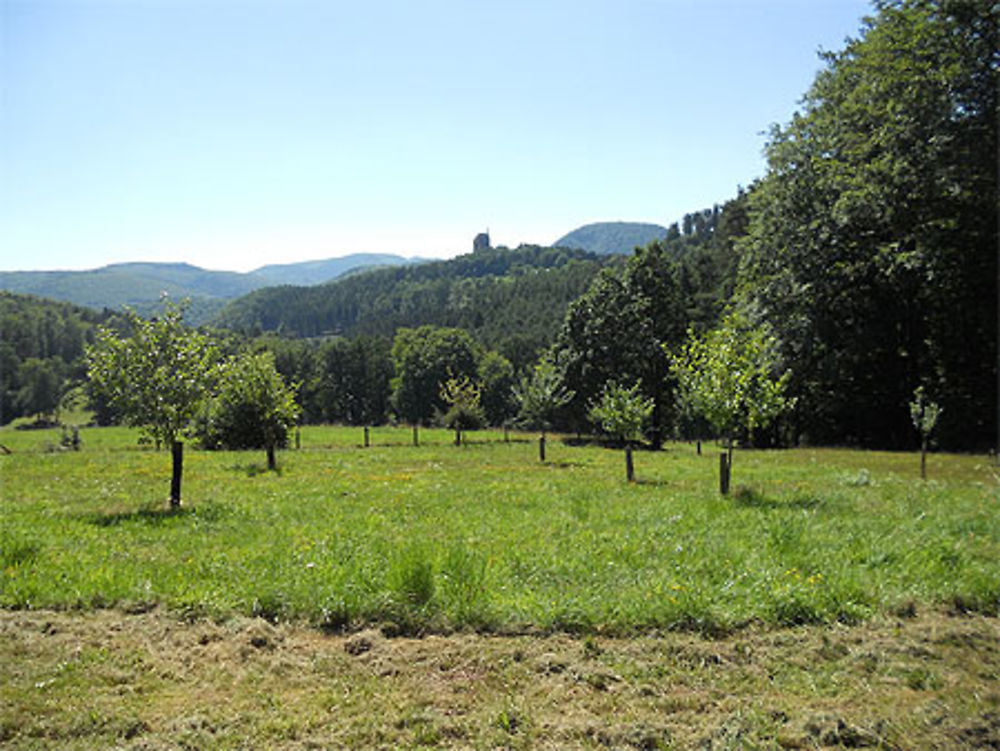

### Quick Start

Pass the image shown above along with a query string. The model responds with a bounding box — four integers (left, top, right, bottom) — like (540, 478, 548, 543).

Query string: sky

(1, 0, 873, 273)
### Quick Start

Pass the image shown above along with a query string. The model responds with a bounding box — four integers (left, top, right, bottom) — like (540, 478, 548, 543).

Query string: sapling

(513, 355, 574, 462)
(909, 386, 942, 480)
(588, 380, 654, 482)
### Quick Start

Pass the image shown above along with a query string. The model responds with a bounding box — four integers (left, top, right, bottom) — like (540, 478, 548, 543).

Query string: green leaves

(86, 301, 220, 446)
(201, 351, 301, 451)
(587, 381, 654, 445)
(909, 386, 942, 439)
(513, 355, 574, 432)
(668, 311, 792, 447)
(738, 0, 997, 449)
(439, 374, 485, 433)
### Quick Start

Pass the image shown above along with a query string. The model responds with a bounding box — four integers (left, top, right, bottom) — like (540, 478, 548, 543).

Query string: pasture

(1, 425, 998, 748)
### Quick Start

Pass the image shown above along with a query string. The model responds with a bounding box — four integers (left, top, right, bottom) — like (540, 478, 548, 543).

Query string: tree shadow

(82, 502, 229, 527)
(84, 506, 193, 527)
(732, 486, 824, 511)
(230, 462, 281, 477)
(634, 478, 673, 487)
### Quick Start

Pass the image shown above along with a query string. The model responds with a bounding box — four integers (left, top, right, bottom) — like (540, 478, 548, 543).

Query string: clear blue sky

(1, 0, 872, 272)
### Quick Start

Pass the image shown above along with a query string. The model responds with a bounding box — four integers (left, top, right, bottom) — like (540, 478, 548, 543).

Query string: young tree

(439, 374, 485, 446)
(86, 302, 220, 507)
(909, 385, 942, 480)
(203, 351, 301, 470)
(588, 380, 654, 482)
(513, 355, 574, 462)
(669, 311, 792, 492)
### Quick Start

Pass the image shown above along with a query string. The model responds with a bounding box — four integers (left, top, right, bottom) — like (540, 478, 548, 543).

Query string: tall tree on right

(738, 0, 997, 450)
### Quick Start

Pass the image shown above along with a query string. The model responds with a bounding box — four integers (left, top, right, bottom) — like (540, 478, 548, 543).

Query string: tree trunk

(412, 424, 419, 447)
(625, 445, 635, 482)
(719, 451, 730, 495)
(920, 437, 927, 480)
(455, 427, 462, 446)
(696, 440, 702, 456)
(364, 425, 370, 448)
(266, 443, 276, 471)
(295, 427, 301, 450)
(539, 432, 546, 462)
(504, 425, 509, 443)
(170, 440, 183, 508)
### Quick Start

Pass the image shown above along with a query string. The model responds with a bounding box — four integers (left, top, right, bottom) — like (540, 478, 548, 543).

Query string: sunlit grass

(2, 425, 998, 634)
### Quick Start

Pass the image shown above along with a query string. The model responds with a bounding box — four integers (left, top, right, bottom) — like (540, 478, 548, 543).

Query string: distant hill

(0, 254, 414, 324)
(252, 254, 415, 286)
(214, 245, 619, 368)
(554, 222, 669, 255)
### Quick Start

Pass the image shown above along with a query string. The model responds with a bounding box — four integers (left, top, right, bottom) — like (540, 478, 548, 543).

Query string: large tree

(390, 326, 482, 433)
(738, 0, 998, 449)
(87, 303, 220, 507)
(552, 200, 745, 445)
(313, 336, 393, 426)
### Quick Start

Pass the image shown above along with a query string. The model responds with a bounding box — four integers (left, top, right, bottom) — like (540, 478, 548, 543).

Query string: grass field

(2, 425, 999, 748)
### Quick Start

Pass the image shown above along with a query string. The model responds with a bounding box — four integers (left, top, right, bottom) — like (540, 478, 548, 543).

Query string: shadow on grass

(732, 486, 824, 511)
(230, 462, 282, 477)
(84, 506, 192, 527)
(635, 478, 673, 487)
(83, 503, 229, 527)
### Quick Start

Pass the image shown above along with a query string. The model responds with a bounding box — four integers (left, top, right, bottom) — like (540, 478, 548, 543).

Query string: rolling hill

(0, 255, 415, 323)
(213, 245, 619, 366)
(553, 222, 669, 255)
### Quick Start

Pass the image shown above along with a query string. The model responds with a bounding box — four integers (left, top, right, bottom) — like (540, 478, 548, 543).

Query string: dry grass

(2, 607, 998, 749)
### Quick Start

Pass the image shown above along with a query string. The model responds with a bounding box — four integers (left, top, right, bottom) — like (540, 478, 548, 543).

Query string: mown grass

(2, 425, 998, 635)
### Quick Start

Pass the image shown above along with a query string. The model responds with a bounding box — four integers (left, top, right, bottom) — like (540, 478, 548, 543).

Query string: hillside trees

(86, 302, 220, 507)
(738, 0, 998, 449)
(13, 358, 64, 421)
(0, 292, 107, 424)
(552, 202, 743, 444)
(214, 245, 613, 367)
(312, 336, 393, 425)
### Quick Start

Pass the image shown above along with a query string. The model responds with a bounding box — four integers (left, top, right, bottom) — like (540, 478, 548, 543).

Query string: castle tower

(473, 230, 490, 252)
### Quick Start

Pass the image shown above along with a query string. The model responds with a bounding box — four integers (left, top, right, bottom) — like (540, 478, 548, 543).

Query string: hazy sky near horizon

(1, 0, 872, 273)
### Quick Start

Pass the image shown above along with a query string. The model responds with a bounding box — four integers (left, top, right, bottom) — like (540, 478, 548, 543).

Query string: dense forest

(0, 292, 111, 424)
(4, 1, 996, 453)
(213, 245, 620, 369)
(735, 0, 997, 450)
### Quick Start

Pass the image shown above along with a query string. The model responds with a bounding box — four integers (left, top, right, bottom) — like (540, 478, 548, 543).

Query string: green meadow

(3, 425, 998, 634)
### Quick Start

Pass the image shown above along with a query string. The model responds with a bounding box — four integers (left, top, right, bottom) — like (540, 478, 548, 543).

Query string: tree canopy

(737, 0, 998, 449)
(86, 302, 220, 506)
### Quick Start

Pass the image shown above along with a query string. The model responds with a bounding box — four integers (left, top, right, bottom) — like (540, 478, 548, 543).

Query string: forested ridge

(213, 245, 621, 364)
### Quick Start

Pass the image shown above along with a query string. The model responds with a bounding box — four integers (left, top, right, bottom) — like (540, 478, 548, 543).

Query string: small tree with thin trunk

(86, 301, 220, 508)
(669, 311, 792, 493)
(439, 374, 485, 446)
(512, 355, 574, 462)
(588, 380, 654, 482)
(909, 385, 942, 480)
